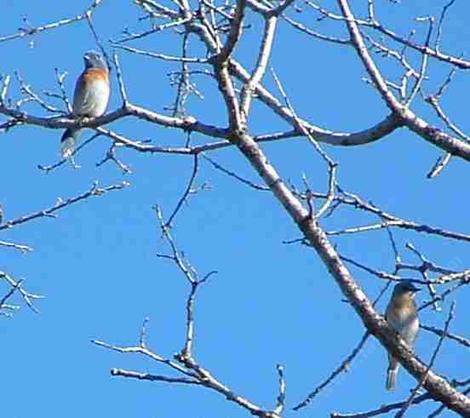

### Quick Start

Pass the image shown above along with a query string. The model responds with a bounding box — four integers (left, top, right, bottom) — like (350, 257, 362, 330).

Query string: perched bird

(385, 280, 420, 391)
(61, 51, 110, 159)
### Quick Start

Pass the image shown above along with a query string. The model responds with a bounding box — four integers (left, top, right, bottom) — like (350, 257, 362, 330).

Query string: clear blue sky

(1, 1, 469, 417)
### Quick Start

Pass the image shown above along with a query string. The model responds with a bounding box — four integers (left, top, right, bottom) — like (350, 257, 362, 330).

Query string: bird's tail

(60, 128, 82, 159)
(386, 357, 399, 391)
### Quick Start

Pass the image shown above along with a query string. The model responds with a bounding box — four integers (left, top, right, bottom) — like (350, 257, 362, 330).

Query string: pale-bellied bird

(385, 280, 420, 391)
(61, 51, 110, 159)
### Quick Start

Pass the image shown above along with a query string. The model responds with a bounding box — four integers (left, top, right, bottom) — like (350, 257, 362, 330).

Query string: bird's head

(393, 280, 420, 298)
(83, 51, 107, 70)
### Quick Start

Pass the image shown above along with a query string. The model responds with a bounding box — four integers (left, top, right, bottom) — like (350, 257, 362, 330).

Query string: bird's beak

(410, 284, 421, 293)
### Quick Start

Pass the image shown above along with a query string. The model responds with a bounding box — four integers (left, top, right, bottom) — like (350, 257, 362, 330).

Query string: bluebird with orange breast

(385, 280, 420, 391)
(61, 51, 110, 159)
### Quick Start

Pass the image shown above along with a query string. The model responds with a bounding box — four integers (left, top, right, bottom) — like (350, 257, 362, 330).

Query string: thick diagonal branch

(227, 128, 470, 415)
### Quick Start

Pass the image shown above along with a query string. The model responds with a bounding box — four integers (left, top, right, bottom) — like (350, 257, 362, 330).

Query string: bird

(385, 280, 420, 391)
(60, 51, 110, 159)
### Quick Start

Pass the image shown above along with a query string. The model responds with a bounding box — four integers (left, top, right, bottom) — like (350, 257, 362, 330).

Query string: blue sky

(1, 1, 469, 417)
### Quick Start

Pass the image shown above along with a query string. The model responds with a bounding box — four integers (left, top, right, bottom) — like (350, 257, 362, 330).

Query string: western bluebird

(61, 51, 110, 159)
(385, 280, 420, 391)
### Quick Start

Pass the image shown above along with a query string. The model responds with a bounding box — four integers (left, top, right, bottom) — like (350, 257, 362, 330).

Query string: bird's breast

(386, 302, 419, 345)
(73, 68, 110, 117)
